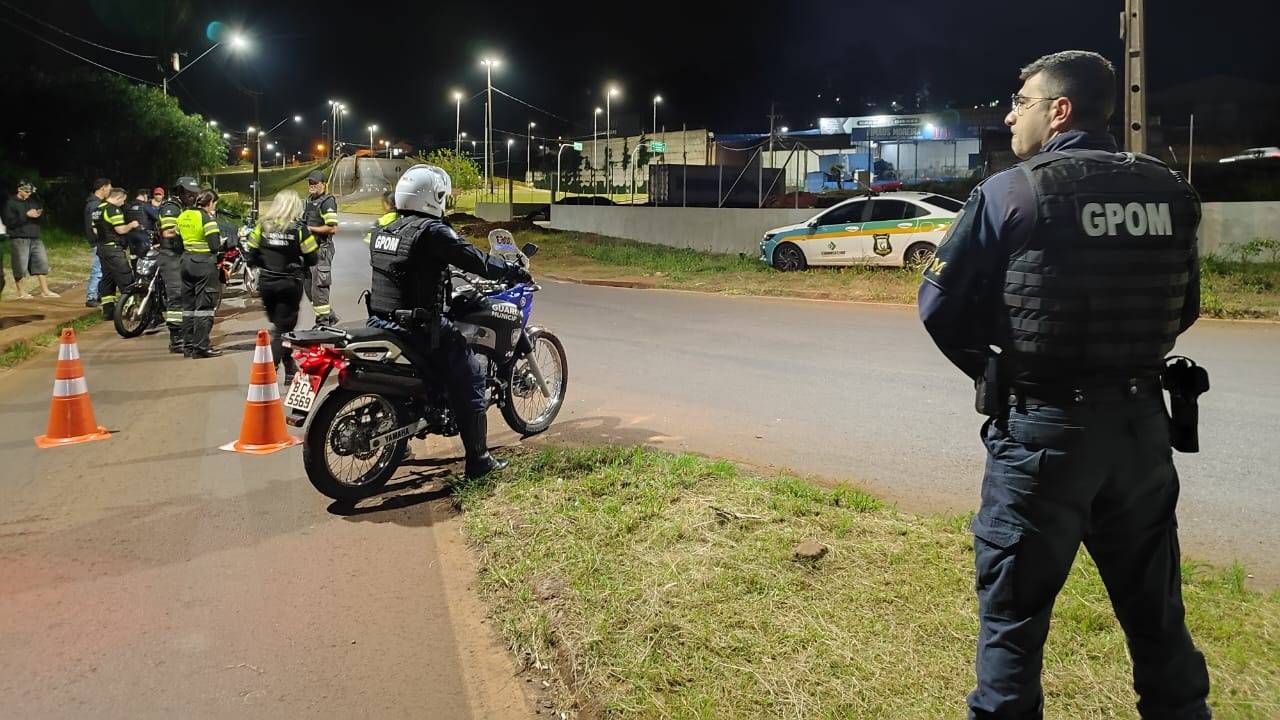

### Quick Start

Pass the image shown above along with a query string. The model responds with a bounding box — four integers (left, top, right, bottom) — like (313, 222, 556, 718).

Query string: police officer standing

(918, 51, 1209, 719)
(178, 190, 225, 358)
(157, 178, 200, 353)
(244, 190, 318, 381)
(368, 164, 530, 479)
(303, 170, 340, 325)
(93, 188, 139, 320)
(82, 178, 111, 308)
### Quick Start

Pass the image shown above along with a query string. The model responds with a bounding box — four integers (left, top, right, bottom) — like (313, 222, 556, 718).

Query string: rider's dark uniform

(367, 212, 523, 476)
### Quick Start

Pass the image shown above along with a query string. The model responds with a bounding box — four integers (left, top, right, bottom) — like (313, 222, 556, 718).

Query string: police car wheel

(904, 242, 936, 268)
(772, 243, 807, 272)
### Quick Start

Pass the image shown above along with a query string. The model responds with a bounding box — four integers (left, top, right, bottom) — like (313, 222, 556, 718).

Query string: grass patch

(1199, 258, 1280, 320)
(1, 226, 96, 300)
(459, 446, 1280, 719)
(501, 228, 922, 304)
(0, 312, 103, 368)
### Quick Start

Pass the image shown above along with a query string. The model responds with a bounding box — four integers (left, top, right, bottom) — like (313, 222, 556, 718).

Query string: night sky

(3, 0, 1278, 154)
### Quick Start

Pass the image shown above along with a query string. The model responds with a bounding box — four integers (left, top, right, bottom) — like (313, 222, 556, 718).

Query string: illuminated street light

(652, 94, 662, 135)
(480, 57, 502, 192)
(367, 124, 378, 154)
(453, 90, 464, 152)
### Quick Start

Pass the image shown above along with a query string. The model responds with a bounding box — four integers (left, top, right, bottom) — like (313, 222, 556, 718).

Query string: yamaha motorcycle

(282, 231, 568, 501)
(113, 247, 166, 338)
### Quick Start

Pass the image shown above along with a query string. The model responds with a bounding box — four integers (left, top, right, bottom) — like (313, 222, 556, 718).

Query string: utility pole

(1121, 0, 1147, 153)
(767, 101, 781, 154)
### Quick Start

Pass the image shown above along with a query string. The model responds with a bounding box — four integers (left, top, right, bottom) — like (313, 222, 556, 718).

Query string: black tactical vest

(157, 199, 185, 251)
(1004, 150, 1200, 381)
(303, 194, 335, 229)
(254, 221, 310, 276)
(368, 215, 449, 319)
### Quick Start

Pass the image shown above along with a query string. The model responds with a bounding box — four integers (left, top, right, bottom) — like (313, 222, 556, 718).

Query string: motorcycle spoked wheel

(501, 329, 568, 436)
(113, 286, 152, 338)
(302, 389, 410, 502)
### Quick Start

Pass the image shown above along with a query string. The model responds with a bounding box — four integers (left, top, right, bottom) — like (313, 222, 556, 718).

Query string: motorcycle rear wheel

(113, 286, 151, 338)
(302, 389, 409, 502)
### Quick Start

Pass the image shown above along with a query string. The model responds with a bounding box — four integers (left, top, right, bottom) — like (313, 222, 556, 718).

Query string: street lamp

(480, 57, 501, 193)
(163, 30, 249, 96)
(606, 87, 619, 191)
(506, 138, 515, 200)
(367, 124, 378, 155)
(527, 122, 536, 184)
(652, 94, 662, 135)
(593, 107, 602, 189)
(381, 139, 390, 158)
(453, 90, 464, 153)
(276, 151, 283, 168)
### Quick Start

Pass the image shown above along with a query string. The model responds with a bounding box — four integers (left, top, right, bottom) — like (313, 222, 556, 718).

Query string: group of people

(79, 170, 341, 361)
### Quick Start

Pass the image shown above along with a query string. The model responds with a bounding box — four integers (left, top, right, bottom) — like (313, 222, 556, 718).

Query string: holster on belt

(1162, 356, 1210, 453)
(975, 354, 1002, 416)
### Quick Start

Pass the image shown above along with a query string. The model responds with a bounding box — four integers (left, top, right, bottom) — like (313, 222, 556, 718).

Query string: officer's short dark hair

(92, 177, 111, 192)
(1019, 50, 1116, 132)
(382, 189, 395, 207)
(135, 188, 150, 199)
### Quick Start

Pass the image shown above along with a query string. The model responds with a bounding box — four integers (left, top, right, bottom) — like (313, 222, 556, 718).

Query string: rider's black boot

(459, 411, 507, 479)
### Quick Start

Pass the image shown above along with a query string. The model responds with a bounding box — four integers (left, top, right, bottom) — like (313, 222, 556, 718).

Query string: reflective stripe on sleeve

(301, 236, 318, 253)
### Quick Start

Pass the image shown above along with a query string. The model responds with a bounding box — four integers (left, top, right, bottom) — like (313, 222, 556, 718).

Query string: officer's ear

(1048, 96, 1074, 133)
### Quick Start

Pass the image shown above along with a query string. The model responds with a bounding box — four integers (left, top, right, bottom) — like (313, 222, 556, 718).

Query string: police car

(760, 192, 964, 271)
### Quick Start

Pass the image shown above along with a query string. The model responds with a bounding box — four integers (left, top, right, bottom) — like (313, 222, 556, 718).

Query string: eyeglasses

(1010, 93, 1060, 114)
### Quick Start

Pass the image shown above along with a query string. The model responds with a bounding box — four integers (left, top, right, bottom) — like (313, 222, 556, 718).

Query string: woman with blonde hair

(244, 190, 318, 379)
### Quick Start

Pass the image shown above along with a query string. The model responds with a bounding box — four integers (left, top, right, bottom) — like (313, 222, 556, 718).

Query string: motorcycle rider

(157, 178, 200, 353)
(178, 189, 225, 358)
(368, 164, 530, 479)
(244, 190, 318, 382)
(93, 188, 139, 320)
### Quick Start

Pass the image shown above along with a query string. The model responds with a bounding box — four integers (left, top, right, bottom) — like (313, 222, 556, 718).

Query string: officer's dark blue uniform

(367, 212, 525, 476)
(920, 130, 1211, 719)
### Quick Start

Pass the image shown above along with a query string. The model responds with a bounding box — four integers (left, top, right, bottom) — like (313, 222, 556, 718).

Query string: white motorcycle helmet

(394, 164, 452, 217)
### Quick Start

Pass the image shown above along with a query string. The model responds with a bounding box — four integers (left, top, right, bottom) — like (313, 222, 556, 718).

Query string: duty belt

(1007, 376, 1163, 407)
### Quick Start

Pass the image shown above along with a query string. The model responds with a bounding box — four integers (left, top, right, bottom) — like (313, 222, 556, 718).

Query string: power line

(492, 87, 579, 127)
(0, 15, 158, 85)
(0, 0, 159, 59)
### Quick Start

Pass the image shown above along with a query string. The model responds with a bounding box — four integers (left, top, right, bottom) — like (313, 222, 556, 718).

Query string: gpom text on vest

(1081, 202, 1173, 237)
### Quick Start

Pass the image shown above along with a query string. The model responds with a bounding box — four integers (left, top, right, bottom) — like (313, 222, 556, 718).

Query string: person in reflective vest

(157, 178, 200, 353)
(302, 170, 339, 325)
(244, 190, 318, 381)
(178, 190, 225, 358)
(92, 188, 139, 320)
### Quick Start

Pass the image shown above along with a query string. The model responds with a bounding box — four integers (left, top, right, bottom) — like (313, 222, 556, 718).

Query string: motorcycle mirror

(522, 243, 539, 258)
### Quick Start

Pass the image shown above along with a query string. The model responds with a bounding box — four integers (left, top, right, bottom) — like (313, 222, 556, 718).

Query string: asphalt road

(317, 214, 1276, 585)
(2, 214, 1276, 714)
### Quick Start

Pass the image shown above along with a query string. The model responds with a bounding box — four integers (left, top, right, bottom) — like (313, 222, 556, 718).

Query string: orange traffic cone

(35, 328, 112, 448)
(220, 330, 302, 455)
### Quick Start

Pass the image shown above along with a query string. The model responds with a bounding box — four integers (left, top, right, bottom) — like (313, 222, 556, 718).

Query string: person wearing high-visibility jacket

(243, 190, 318, 381)
(178, 189, 225, 358)
(302, 170, 339, 325)
(156, 178, 200, 353)
(92, 187, 139, 320)
(361, 190, 398, 249)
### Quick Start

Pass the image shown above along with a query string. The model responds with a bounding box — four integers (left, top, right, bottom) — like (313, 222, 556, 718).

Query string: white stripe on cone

(246, 383, 281, 402)
(53, 377, 89, 397)
(58, 343, 81, 361)
(253, 344, 273, 364)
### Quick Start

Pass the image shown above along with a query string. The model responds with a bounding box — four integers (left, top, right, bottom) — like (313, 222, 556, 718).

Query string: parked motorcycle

(282, 233, 567, 501)
(215, 207, 259, 295)
(113, 247, 166, 338)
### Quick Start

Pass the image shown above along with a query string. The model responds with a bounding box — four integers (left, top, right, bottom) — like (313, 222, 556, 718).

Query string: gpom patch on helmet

(394, 164, 452, 217)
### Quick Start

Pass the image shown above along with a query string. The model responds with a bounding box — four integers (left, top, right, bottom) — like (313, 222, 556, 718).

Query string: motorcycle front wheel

(113, 286, 151, 338)
(501, 329, 568, 436)
(302, 388, 409, 502)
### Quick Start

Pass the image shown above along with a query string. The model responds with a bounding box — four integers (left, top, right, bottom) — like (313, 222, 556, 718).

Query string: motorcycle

(113, 247, 166, 338)
(215, 207, 260, 295)
(282, 232, 567, 501)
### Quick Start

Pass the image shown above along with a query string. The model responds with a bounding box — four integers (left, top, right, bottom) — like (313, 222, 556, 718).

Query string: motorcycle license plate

(284, 374, 318, 413)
